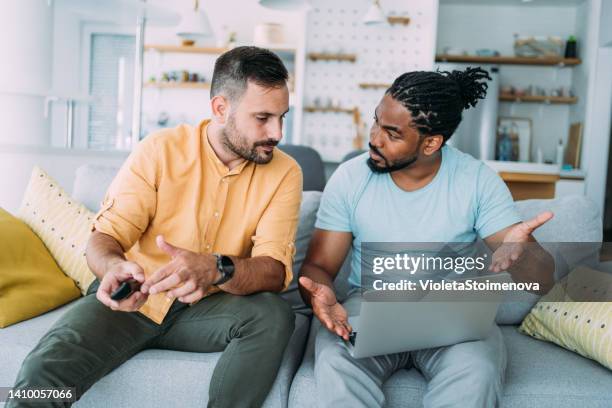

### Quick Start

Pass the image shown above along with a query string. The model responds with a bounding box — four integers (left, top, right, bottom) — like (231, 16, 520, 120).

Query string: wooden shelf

(304, 106, 356, 114)
(499, 93, 578, 104)
(387, 16, 411, 25)
(144, 82, 211, 89)
(144, 44, 228, 54)
(435, 54, 581, 66)
(359, 82, 391, 89)
(307, 53, 356, 62)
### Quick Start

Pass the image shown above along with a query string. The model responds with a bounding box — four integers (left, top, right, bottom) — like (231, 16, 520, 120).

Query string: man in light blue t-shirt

(298, 68, 555, 407)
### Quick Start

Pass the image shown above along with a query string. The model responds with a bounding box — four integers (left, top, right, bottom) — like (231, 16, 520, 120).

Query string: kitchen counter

(484, 160, 586, 179)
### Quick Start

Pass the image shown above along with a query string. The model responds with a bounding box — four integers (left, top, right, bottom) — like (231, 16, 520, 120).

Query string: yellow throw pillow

(17, 166, 96, 295)
(0, 208, 81, 328)
(519, 266, 612, 370)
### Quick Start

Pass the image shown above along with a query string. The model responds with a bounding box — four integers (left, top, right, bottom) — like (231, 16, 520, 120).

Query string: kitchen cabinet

(485, 160, 585, 200)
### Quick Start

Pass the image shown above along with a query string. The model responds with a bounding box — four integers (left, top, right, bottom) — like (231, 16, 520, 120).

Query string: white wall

(599, 0, 612, 47)
(572, 0, 611, 215)
(0, 146, 128, 213)
(438, 2, 579, 162)
(582, 45, 612, 214)
(569, 0, 593, 126)
(49, 2, 92, 149)
(437, 4, 578, 56)
(0, 0, 53, 146)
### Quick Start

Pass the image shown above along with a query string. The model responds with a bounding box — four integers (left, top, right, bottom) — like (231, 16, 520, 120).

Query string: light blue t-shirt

(315, 146, 522, 288)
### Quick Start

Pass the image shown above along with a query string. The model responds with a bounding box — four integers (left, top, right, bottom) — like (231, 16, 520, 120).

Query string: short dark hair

(386, 67, 491, 144)
(210, 46, 288, 102)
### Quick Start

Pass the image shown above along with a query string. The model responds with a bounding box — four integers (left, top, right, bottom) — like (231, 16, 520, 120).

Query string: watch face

(221, 255, 235, 273)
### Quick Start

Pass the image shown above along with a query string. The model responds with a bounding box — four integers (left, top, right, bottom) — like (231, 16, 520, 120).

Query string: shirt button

(206, 244, 211, 250)
(214, 211, 219, 217)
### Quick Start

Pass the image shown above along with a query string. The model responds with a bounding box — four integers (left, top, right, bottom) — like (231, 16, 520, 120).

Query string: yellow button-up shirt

(92, 119, 302, 324)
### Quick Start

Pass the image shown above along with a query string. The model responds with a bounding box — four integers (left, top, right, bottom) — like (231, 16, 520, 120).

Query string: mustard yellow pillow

(0, 208, 81, 328)
(520, 266, 612, 370)
(17, 166, 96, 295)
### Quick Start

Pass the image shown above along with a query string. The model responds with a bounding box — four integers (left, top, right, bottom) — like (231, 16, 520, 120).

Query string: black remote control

(110, 279, 141, 301)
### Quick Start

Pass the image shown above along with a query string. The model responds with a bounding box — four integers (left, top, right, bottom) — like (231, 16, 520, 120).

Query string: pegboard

(301, 0, 438, 162)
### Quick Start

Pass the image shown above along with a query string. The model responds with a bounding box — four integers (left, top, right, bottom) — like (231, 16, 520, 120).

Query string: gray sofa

(2, 148, 612, 407)
(1, 157, 316, 408)
(289, 195, 612, 408)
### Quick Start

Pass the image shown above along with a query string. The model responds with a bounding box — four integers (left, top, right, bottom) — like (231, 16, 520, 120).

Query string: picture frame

(496, 117, 532, 162)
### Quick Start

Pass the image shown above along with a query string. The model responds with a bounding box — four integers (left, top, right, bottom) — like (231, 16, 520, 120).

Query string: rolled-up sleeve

(92, 137, 159, 252)
(251, 163, 303, 290)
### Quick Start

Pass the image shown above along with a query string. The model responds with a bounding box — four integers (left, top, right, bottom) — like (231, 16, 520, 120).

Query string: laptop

(346, 273, 510, 358)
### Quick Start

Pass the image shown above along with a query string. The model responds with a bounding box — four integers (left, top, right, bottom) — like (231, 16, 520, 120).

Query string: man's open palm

(299, 276, 352, 340)
(490, 211, 554, 272)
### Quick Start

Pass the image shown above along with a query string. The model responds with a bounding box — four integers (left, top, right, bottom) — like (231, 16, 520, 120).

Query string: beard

(221, 115, 278, 164)
(366, 143, 418, 174)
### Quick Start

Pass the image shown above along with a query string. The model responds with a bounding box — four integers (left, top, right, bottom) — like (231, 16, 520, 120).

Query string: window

(87, 33, 135, 150)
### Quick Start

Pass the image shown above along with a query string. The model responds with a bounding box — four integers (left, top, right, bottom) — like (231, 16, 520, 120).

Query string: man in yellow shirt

(10, 46, 302, 408)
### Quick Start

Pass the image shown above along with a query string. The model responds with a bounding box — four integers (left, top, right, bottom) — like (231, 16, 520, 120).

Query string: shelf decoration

(499, 93, 577, 104)
(435, 54, 581, 66)
(307, 53, 357, 62)
(304, 106, 356, 114)
(359, 82, 391, 89)
(387, 16, 410, 25)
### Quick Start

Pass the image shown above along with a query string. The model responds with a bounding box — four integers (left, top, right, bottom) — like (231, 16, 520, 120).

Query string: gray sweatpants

(314, 291, 507, 407)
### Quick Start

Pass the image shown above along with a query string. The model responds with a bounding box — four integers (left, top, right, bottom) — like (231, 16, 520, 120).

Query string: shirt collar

(200, 119, 251, 177)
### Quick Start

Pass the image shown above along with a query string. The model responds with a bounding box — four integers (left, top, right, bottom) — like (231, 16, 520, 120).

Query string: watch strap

(213, 253, 234, 286)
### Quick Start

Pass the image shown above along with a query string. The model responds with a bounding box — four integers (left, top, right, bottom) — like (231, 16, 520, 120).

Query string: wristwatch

(213, 253, 235, 286)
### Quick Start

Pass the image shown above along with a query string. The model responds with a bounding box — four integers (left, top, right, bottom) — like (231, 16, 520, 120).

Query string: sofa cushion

(280, 191, 320, 313)
(18, 166, 97, 294)
(289, 322, 612, 408)
(0, 300, 310, 408)
(500, 325, 612, 407)
(71, 142, 330, 213)
(278, 145, 326, 192)
(496, 196, 603, 325)
(0, 303, 78, 388)
(0, 208, 81, 328)
(519, 266, 612, 371)
(515, 196, 602, 243)
(72, 165, 120, 213)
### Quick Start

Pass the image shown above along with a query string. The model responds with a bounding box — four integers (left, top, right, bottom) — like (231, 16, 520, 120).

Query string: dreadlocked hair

(386, 67, 491, 143)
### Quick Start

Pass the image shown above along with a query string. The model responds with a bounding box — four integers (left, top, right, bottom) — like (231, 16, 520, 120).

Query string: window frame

(79, 23, 136, 151)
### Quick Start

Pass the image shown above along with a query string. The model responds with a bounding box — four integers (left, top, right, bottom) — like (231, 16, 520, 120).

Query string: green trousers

(9, 280, 295, 408)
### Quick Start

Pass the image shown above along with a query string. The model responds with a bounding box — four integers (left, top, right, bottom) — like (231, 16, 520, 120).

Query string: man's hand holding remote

(96, 260, 147, 312)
